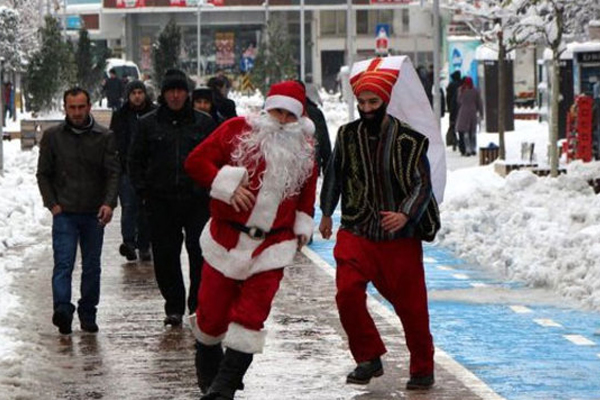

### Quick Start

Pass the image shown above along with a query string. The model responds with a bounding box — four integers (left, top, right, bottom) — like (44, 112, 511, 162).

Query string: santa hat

(350, 58, 399, 103)
(350, 56, 447, 203)
(264, 81, 306, 120)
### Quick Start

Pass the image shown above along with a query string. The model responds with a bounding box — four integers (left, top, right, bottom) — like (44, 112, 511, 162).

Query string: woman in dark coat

(455, 77, 482, 156)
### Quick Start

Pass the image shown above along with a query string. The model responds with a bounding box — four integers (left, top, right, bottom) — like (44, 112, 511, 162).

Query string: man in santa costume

(184, 80, 318, 400)
(319, 57, 441, 391)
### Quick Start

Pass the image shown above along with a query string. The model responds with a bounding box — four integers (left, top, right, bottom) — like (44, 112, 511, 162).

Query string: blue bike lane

(308, 210, 600, 400)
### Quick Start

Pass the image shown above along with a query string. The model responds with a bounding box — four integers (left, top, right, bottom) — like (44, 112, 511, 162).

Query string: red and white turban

(350, 56, 447, 203)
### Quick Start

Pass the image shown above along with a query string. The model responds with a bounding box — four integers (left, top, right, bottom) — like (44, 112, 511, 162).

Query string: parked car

(104, 58, 141, 82)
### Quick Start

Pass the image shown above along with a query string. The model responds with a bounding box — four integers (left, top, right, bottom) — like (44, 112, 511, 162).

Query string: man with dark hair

(37, 86, 120, 335)
(192, 87, 221, 125)
(129, 69, 216, 326)
(104, 68, 124, 111)
(207, 76, 237, 122)
(110, 80, 156, 262)
(320, 58, 440, 391)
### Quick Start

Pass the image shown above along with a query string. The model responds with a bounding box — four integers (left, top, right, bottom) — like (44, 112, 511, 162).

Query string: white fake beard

(232, 111, 314, 199)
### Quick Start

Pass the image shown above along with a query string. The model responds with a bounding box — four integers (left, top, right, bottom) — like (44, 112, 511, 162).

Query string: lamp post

(196, 0, 204, 82)
(346, 0, 354, 121)
(0, 56, 4, 174)
(300, 0, 305, 81)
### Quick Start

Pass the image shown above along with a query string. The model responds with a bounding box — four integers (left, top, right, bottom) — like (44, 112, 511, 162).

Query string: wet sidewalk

(1, 217, 496, 400)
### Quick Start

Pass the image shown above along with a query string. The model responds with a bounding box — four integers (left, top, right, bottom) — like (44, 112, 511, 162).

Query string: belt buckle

(247, 227, 266, 240)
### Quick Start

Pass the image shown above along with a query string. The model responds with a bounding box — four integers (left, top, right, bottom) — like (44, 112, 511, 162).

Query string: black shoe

(406, 374, 435, 390)
(139, 249, 152, 262)
(52, 311, 72, 335)
(119, 243, 137, 261)
(346, 357, 384, 384)
(80, 320, 99, 333)
(164, 314, 183, 326)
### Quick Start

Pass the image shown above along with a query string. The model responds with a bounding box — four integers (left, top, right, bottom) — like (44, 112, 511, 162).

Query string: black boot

(195, 341, 224, 393)
(201, 348, 253, 400)
(346, 357, 384, 384)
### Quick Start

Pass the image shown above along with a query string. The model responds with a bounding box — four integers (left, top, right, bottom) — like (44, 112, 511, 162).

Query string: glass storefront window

(320, 10, 346, 35)
(356, 10, 394, 35)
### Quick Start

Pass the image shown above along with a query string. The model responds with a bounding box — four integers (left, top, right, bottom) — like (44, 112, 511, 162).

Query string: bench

(479, 146, 500, 165)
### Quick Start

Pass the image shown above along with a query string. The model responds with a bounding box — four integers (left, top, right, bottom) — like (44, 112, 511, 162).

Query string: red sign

(208, 0, 224, 5)
(116, 0, 145, 8)
(370, 0, 412, 3)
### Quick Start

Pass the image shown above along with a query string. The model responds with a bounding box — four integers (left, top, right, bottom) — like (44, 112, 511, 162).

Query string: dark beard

(358, 103, 387, 136)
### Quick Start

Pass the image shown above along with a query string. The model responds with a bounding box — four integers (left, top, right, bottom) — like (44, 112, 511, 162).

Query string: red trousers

(196, 262, 284, 338)
(333, 229, 434, 376)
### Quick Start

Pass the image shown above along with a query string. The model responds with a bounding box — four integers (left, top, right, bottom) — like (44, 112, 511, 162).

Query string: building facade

(65, 0, 439, 90)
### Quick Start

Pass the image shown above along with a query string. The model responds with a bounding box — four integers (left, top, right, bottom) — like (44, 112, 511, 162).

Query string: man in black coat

(129, 69, 217, 326)
(446, 71, 462, 151)
(110, 80, 156, 262)
(103, 68, 124, 111)
(305, 92, 332, 176)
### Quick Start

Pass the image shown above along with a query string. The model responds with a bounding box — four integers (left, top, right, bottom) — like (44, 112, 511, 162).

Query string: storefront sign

(216, 32, 235, 66)
(370, 0, 412, 4)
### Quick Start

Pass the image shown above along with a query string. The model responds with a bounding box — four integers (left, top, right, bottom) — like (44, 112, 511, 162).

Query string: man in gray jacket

(37, 87, 120, 335)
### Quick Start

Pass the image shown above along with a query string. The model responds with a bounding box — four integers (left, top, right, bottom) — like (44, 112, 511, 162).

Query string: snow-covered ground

(1, 91, 600, 367)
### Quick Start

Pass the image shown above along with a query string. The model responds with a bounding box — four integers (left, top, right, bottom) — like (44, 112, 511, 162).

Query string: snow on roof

(590, 20, 600, 27)
(475, 44, 515, 61)
(542, 43, 580, 60)
(447, 35, 481, 42)
(570, 41, 600, 53)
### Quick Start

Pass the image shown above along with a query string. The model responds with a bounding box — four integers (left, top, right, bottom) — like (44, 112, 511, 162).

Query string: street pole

(0, 58, 4, 174)
(300, 0, 305, 81)
(433, 0, 441, 123)
(346, 0, 354, 121)
(264, 0, 270, 90)
(197, 0, 202, 82)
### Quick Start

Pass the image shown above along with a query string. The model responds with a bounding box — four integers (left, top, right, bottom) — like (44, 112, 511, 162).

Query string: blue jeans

(52, 213, 105, 321)
(119, 174, 150, 251)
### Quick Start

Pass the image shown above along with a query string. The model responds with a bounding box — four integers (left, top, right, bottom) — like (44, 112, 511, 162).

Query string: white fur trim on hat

(293, 211, 314, 238)
(210, 166, 248, 204)
(224, 322, 267, 354)
(264, 94, 304, 120)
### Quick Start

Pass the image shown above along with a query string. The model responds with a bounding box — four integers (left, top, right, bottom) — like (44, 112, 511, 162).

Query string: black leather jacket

(129, 102, 216, 201)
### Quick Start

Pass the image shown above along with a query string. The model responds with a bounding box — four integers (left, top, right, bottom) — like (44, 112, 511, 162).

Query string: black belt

(229, 222, 286, 240)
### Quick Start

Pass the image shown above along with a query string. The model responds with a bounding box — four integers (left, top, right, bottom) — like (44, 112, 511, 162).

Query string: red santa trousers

(333, 229, 434, 376)
(196, 262, 284, 340)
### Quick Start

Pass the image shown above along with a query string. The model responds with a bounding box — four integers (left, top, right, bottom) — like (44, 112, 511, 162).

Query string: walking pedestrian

(297, 81, 331, 175)
(36, 87, 120, 335)
(3, 81, 14, 126)
(207, 76, 237, 122)
(110, 80, 156, 262)
(319, 57, 441, 391)
(192, 87, 221, 125)
(128, 69, 216, 326)
(103, 68, 124, 111)
(184, 80, 318, 399)
(455, 76, 482, 157)
(446, 70, 462, 151)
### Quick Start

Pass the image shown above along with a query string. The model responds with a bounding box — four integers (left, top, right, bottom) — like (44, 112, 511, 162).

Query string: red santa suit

(184, 82, 318, 355)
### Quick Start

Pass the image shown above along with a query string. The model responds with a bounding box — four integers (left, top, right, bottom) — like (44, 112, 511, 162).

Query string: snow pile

(438, 161, 600, 309)
(0, 141, 50, 361)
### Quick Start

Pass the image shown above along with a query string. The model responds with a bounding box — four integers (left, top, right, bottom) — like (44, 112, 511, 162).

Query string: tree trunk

(498, 34, 506, 160)
(549, 51, 560, 177)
